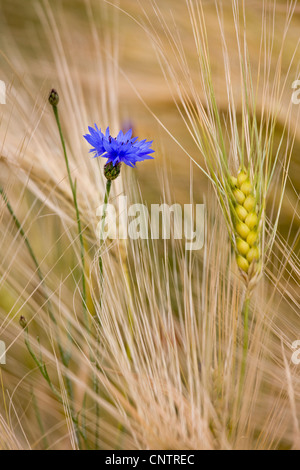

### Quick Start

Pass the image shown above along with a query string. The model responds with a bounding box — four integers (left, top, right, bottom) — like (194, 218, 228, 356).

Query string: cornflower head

(84, 125, 154, 180)
(84, 124, 154, 247)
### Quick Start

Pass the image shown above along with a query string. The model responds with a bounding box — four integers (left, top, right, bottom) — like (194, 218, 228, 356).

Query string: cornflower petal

(84, 125, 154, 167)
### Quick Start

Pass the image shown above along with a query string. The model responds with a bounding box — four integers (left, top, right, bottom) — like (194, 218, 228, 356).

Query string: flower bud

(19, 316, 28, 329)
(104, 161, 122, 181)
(48, 89, 59, 106)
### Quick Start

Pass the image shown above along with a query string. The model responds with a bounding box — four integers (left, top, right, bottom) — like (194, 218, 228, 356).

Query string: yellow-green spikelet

(230, 169, 260, 278)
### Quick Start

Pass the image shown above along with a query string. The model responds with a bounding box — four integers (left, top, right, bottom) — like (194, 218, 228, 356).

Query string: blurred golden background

(0, 0, 299, 449)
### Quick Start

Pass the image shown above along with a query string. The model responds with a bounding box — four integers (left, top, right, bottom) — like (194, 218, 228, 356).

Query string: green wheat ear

(230, 169, 261, 286)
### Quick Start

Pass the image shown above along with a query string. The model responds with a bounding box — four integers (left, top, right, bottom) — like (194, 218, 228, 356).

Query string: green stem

(0, 189, 43, 284)
(239, 295, 250, 405)
(93, 359, 100, 450)
(93, 178, 112, 450)
(51, 97, 90, 448)
(24, 329, 82, 448)
(51, 104, 88, 329)
(99, 179, 112, 280)
(97, 177, 132, 449)
(24, 330, 62, 402)
(31, 388, 49, 449)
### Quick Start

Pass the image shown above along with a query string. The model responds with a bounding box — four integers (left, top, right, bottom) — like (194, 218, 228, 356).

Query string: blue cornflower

(83, 125, 154, 168)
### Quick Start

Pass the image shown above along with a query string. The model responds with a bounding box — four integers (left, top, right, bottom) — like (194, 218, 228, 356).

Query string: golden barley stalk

(230, 169, 261, 287)
(145, 0, 298, 293)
